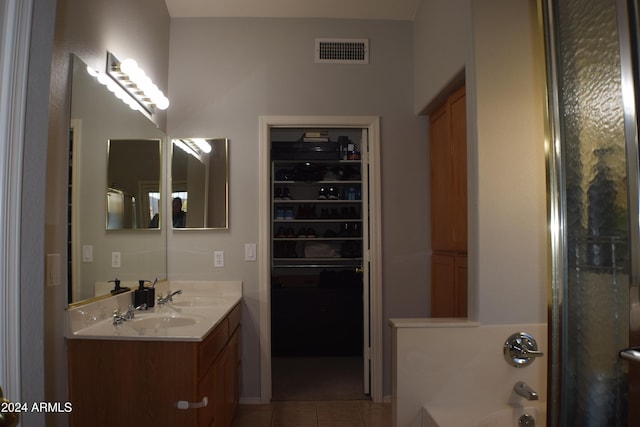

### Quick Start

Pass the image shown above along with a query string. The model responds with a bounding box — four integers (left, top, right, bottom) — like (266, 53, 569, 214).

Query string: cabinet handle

(176, 396, 208, 410)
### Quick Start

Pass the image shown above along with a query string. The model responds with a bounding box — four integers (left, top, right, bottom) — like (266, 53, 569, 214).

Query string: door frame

(258, 115, 383, 403)
(0, 0, 33, 404)
(616, 0, 640, 424)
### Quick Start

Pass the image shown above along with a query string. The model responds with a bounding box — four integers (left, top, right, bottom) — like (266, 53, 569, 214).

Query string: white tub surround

(66, 280, 242, 341)
(390, 319, 547, 427)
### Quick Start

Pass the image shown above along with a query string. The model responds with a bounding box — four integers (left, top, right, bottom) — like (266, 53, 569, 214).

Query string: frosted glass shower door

(543, 0, 640, 425)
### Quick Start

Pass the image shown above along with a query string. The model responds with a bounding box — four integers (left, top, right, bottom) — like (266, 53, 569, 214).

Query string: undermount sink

(131, 314, 202, 329)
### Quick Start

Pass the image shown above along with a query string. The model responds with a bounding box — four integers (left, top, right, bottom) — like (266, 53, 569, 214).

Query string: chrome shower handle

(504, 332, 544, 367)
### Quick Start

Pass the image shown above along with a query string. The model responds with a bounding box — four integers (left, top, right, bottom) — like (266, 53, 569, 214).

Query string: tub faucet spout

(514, 381, 538, 401)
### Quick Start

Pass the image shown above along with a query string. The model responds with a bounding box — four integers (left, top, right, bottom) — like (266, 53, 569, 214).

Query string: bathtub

(423, 402, 546, 427)
(390, 321, 547, 426)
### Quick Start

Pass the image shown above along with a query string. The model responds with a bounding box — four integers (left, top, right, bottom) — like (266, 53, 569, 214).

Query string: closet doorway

(258, 116, 382, 403)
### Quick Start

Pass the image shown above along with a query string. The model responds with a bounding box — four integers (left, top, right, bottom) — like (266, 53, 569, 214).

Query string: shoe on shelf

(275, 208, 285, 220)
(297, 227, 307, 238)
(284, 208, 295, 220)
(328, 186, 340, 200)
(306, 228, 317, 238)
(318, 187, 327, 200)
(275, 226, 286, 238)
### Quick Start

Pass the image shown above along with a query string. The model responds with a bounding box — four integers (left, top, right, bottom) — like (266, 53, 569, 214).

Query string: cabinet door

(227, 327, 240, 422)
(448, 87, 467, 251)
(211, 351, 228, 427)
(430, 103, 453, 251)
(430, 85, 467, 252)
(431, 252, 467, 317)
(431, 252, 456, 317)
(454, 254, 468, 317)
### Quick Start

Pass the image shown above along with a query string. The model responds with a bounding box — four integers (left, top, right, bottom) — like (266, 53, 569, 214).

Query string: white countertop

(65, 281, 242, 342)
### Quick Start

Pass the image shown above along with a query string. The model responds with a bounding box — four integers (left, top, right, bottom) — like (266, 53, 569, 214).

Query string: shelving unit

(272, 159, 363, 269)
(269, 129, 366, 358)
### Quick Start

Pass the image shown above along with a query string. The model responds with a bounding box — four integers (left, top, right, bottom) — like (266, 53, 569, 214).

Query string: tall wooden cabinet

(430, 85, 467, 317)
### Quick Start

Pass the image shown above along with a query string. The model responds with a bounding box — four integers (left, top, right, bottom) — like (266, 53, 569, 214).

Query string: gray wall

(167, 17, 429, 398)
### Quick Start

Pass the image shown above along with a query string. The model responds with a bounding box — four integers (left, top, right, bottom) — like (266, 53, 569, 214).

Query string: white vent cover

(315, 38, 369, 64)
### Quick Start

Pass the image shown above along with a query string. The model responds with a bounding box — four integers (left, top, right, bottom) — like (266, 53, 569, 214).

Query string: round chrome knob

(504, 332, 544, 367)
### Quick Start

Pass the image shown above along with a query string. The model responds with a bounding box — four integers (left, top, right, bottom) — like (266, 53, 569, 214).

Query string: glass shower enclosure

(542, 0, 640, 425)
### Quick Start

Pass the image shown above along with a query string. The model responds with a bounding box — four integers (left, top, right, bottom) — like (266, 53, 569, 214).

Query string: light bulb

(156, 96, 170, 110)
(120, 58, 138, 77)
(192, 138, 212, 153)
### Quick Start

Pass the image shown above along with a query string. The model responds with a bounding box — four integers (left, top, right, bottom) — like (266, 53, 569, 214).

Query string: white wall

(167, 17, 429, 398)
(472, 0, 547, 323)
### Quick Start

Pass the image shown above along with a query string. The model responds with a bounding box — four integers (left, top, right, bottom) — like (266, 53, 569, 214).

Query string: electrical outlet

(214, 251, 224, 268)
(112, 251, 121, 268)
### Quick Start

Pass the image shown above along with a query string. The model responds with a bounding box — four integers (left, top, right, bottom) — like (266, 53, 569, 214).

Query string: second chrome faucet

(157, 289, 182, 305)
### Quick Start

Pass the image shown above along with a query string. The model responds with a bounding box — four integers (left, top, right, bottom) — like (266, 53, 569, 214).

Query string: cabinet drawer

(227, 304, 241, 334)
(199, 319, 228, 377)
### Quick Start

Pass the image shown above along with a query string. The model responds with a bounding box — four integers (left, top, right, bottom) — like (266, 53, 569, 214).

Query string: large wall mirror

(171, 138, 229, 229)
(69, 54, 167, 304)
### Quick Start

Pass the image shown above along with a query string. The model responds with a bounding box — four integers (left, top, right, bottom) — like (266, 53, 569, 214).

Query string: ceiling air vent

(315, 38, 369, 64)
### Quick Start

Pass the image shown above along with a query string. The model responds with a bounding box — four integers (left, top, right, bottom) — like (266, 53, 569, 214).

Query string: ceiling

(164, 0, 421, 21)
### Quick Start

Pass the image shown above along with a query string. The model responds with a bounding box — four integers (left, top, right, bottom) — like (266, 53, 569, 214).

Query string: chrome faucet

(514, 381, 539, 401)
(157, 289, 182, 305)
(112, 304, 147, 325)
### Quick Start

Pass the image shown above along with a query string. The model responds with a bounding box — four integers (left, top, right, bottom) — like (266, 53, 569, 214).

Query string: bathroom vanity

(65, 281, 241, 427)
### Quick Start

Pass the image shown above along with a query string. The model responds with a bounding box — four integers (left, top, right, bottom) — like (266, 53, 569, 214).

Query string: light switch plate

(82, 245, 93, 263)
(245, 243, 257, 261)
(46, 253, 61, 287)
(214, 250, 224, 268)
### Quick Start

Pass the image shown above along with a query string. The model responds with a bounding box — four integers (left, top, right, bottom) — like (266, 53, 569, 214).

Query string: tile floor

(272, 357, 365, 401)
(231, 400, 391, 427)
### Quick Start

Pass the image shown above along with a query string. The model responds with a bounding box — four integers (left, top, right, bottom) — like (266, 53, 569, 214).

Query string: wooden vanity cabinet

(68, 303, 241, 427)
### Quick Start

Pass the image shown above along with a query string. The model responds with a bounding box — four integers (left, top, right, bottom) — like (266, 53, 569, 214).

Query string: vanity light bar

(175, 139, 201, 160)
(106, 52, 170, 114)
(191, 138, 212, 154)
(85, 65, 143, 113)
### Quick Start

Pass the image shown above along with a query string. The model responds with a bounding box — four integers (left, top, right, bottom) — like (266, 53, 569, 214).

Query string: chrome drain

(518, 413, 535, 426)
